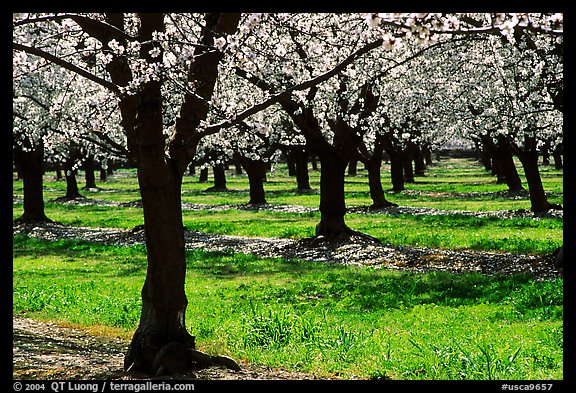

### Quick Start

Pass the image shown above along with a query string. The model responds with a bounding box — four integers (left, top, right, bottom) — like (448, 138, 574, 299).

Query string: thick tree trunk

(83, 155, 97, 189)
(198, 167, 208, 183)
(206, 163, 227, 191)
(123, 14, 195, 375)
(62, 149, 83, 199)
(315, 154, 349, 237)
(123, 12, 242, 376)
(286, 150, 296, 176)
(293, 147, 311, 191)
(347, 160, 358, 176)
(13, 141, 51, 223)
(414, 145, 426, 176)
(238, 155, 267, 205)
(515, 137, 562, 212)
(389, 152, 405, 192)
(552, 143, 563, 170)
(365, 157, 397, 209)
(55, 162, 63, 181)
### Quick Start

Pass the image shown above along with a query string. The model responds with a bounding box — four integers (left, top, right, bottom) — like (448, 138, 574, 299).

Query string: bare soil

(13, 317, 327, 381)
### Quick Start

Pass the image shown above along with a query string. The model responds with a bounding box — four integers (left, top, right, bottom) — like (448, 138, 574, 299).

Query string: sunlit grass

(13, 236, 563, 380)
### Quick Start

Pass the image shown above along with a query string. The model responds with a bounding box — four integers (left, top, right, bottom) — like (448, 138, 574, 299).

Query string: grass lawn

(12, 157, 563, 380)
(13, 237, 563, 380)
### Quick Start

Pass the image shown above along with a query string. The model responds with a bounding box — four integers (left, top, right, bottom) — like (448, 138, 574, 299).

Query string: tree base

(369, 201, 398, 210)
(125, 340, 241, 376)
(531, 202, 563, 213)
(13, 215, 55, 225)
(204, 186, 228, 192)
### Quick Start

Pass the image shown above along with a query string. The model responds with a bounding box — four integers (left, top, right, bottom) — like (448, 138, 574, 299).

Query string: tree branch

(13, 42, 121, 95)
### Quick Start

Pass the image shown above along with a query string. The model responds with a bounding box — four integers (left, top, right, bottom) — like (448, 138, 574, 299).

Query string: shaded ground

(12, 199, 562, 380)
(13, 221, 561, 281)
(13, 317, 327, 380)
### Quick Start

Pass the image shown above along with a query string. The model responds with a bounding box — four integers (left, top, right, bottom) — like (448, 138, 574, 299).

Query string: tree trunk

(198, 167, 208, 183)
(286, 150, 296, 176)
(365, 156, 396, 209)
(99, 167, 107, 182)
(124, 26, 194, 375)
(55, 162, 63, 181)
(414, 145, 426, 176)
(541, 139, 550, 166)
(315, 153, 349, 237)
(293, 147, 311, 190)
(495, 137, 524, 192)
(62, 149, 83, 199)
(553, 143, 563, 170)
(13, 141, 52, 223)
(310, 154, 318, 171)
(123, 12, 242, 376)
(515, 137, 561, 212)
(239, 155, 267, 205)
(347, 159, 358, 176)
(389, 151, 405, 192)
(188, 163, 196, 176)
(206, 163, 227, 191)
(83, 155, 97, 189)
(479, 146, 492, 171)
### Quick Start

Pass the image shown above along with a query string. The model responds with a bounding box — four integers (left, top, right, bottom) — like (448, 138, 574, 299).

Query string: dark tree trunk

(238, 155, 267, 205)
(293, 147, 311, 190)
(491, 157, 507, 184)
(62, 149, 83, 199)
(55, 162, 63, 181)
(198, 167, 208, 183)
(347, 160, 358, 176)
(123, 15, 194, 376)
(484, 135, 523, 191)
(315, 153, 349, 237)
(99, 167, 107, 182)
(13, 141, 52, 223)
(365, 156, 397, 209)
(514, 137, 562, 212)
(188, 163, 196, 176)
(414, 145, 426, 176)
(495, 137, 524, 192)
(553, 143, 563, 170)
(233, 157, 243, 175)
(286, 150, 296, 176)
(479, 146, 492, 171)
(206, 163, 227, 191)
(403, 142, 416, 183)
(310, 154, 318, 171)
(83, 155, 97, 189)
(541, 140, 550, 166)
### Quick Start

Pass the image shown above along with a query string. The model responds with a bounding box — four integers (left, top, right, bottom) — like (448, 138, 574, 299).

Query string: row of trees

(13, 13, 563, 375)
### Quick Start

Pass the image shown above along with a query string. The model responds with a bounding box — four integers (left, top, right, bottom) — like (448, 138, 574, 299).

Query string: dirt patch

(13, 317, 328, 381)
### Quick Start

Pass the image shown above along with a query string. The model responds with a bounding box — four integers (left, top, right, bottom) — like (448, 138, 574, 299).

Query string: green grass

(13, 236, 563, 380)
(12, 157, 563, 254)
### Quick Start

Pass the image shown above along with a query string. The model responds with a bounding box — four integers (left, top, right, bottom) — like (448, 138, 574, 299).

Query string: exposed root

(151, 342, 241, 376)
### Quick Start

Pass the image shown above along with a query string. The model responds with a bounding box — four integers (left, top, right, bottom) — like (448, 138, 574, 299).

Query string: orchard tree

(13, 12, 562, 376)
(452, 32, 562, 211)
(14, 12, 244, 375)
